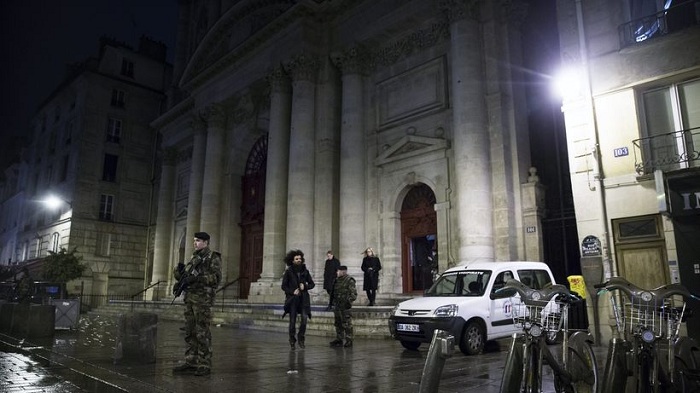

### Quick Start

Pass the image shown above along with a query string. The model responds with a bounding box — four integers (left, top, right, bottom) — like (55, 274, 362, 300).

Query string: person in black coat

(281, 249, 315, 350)
(323, 250, 340, 296)
(361, 247, 382, 306)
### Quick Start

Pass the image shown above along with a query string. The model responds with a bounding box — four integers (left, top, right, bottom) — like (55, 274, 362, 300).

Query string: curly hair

(284, 249, 305, 266)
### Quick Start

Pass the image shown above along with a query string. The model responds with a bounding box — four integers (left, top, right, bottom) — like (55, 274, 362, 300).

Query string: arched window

(50, 232, 60, 253)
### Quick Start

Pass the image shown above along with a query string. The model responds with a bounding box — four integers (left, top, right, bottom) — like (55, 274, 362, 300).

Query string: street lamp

(42, 194, 72, 210)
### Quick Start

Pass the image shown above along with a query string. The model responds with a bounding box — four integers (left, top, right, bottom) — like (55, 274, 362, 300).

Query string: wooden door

(400, 184, 437, 293)
(615, 242, 668, 289)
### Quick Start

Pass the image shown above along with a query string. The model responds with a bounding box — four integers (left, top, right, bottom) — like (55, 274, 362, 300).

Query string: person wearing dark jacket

(361, 247, 382, 306)
(323, 250, 340, 299)
(281, 249, 315, 350)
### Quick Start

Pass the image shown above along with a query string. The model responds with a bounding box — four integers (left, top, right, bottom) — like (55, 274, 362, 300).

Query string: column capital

(163, 146, 179, 165)
(284, 53, 319, 82)
(331, 45, 372, 76)
(439, 0, 482, 22)
(266, 65, 291, 94)
(190, 114, 207, 135)
(500, 0, 528, 27)
(200, 103, 226, 128)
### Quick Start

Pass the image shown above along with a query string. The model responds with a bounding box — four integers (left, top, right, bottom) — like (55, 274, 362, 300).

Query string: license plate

(396, 323, 420, 332)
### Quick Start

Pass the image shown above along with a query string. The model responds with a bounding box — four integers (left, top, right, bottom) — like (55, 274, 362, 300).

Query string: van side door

(489, 270, 518, 337)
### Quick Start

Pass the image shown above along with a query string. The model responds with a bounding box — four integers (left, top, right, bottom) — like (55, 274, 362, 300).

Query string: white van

(388, 261, 556, 355)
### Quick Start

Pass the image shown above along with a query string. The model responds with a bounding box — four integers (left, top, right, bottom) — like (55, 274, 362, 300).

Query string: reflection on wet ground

(1, 313, 609, 392)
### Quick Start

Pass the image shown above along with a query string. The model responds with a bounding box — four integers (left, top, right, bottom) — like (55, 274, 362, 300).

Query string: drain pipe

(574, 0, 613, 346)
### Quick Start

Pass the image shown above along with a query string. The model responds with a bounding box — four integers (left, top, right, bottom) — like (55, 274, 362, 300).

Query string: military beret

(194, 232, 210, 241)
(338, 265, 348, 271)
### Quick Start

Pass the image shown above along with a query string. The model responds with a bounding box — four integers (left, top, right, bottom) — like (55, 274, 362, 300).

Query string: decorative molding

(163, 147, 179, 165)
(265, 65, 291, 94)
(284, 53, 319, 82)
(201, 104, 226, 128)
(373, 23, 450, 67)
(375, 57, 448, 130)
(331, 45, 372, 76)
(375, 134, 449, 166)
(439, 0, 482, 22)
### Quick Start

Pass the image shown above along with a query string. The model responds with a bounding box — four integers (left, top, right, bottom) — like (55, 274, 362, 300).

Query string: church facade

(151, 0, 545, 304)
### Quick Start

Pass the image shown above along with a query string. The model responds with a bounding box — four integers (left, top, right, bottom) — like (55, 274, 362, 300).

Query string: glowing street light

(42, 194, 72, 210)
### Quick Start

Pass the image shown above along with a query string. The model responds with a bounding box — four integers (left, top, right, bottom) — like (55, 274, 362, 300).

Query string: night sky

(0, 0, 178, 163)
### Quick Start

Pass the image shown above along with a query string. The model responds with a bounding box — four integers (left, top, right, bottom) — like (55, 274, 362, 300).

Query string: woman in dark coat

(361, 247, 382, 306)
(281, 249, 315, 349)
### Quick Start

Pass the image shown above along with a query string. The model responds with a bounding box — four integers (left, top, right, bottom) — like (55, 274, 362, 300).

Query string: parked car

(388, 261, 556, 355)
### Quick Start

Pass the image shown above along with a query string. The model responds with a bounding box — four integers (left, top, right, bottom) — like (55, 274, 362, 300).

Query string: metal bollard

(418, 329, 455, 393)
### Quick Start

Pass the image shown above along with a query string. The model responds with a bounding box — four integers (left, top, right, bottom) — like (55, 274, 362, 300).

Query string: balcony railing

(619, 1, 700, 49)
(632, 126, 700, 175)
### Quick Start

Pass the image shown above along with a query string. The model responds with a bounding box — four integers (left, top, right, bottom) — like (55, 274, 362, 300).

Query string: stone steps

(89, 300, 396, 339)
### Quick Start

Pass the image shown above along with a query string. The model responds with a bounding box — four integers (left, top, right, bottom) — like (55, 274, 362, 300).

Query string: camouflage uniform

(330, 273, 357, 346)
(173, 247, 222, 373)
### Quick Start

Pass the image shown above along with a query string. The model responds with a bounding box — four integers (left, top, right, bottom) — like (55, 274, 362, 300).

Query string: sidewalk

(0, 312, 608, 392)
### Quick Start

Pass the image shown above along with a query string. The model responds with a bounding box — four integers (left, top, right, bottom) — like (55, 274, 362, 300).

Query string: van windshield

(425, 270, 491, 297)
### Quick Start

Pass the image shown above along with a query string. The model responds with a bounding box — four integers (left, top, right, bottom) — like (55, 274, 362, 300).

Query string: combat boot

(343, 340, 353, 347)
(289, 338, 296, 350)
(329, 339, 343, 347)
(194, 367, 210, 376)
(172, 363, 196, 373)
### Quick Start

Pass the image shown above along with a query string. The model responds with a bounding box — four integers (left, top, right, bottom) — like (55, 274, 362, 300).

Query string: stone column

(441, 0, 494, 262)
(521, 167, 545, 261)
(199, 104, 226, 249)
(332, 47, 369, 274)
(151, 147, 177, 290)
(185, 116, 207, 257)
(257, 66, 292, 285)
(284, 54, 318, 264)
(313, 56, 341, 282)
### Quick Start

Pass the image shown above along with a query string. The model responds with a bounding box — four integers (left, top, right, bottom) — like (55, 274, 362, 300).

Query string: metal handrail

(216, 276, 243, 294)
(632, 126, 700, 175)
(618, 1, 699, 49)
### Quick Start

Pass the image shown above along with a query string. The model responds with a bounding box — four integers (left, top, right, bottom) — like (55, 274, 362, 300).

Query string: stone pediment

(376, 135, 448, 166)
(176, 207, 188, 220)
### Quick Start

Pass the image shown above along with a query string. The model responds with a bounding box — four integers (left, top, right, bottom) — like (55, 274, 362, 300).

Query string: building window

(637, 78, 700, 173)
(60, 155, 69, 182)
(50, 232, 60, 253)
(96, 233, 112, 256)
(107, 118, 122, 143)
(613, 214, 663, 243)
(99, 194, 114, 221)
(620, 0, 698, 47)
(111, 89, 125, 108)
(121, 58, 134, 77)
(65, 120, 74, 145)
(102, 154, 118, 182)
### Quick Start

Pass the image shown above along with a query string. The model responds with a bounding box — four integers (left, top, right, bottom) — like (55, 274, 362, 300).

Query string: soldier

(172, 232, 222, 376)
(329, 265, 357, 348)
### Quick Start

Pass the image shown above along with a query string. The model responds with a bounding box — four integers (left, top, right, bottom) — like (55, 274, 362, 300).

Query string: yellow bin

(567, 275, 586, 299)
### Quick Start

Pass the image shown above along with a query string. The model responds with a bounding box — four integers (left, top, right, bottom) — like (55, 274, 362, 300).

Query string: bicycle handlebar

(490, 278, 573, 305)
(595, 276, 700, 303)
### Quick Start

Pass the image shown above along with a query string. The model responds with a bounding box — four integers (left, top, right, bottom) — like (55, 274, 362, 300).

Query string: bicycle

(492, 279, 598, 392)
(596, 277, 700, 393)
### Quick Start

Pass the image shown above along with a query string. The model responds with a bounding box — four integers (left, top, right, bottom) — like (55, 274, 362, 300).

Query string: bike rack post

(418, 329, 454, 393)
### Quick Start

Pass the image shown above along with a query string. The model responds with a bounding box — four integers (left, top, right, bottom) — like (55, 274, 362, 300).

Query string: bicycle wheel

(565, 332, 598, 393)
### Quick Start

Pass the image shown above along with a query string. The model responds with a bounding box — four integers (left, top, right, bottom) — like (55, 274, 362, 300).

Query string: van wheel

(459, 321, 485, 355)
(400, 340, 421, 350)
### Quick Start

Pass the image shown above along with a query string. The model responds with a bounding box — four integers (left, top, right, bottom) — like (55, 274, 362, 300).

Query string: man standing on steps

(172, 232, 222, 376)
(329, 265, 357, 348)
(323, 250, 340, 310)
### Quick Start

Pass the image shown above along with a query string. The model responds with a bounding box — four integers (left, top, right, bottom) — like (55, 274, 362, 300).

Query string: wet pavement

(1, 313, 609, 392)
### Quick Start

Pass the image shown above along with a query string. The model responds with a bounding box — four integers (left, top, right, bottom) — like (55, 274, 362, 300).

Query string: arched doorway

(239, 134, 267, 298)
(400, 183, 437, 293)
